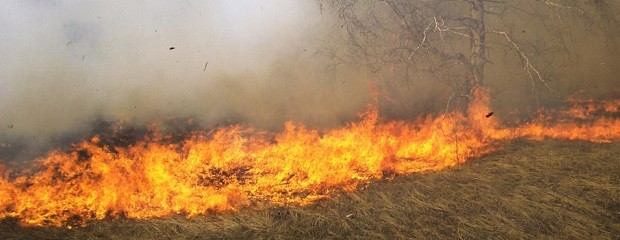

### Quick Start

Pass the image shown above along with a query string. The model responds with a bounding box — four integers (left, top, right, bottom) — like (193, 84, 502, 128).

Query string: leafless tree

(318, 0, 618, 111)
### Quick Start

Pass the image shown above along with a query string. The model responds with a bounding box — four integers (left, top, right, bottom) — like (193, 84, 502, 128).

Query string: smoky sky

(1, 0, 619, 148)
(0, 0, 371, 143)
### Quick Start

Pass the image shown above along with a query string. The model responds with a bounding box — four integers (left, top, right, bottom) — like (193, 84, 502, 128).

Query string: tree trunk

(462, 0, 486, 114)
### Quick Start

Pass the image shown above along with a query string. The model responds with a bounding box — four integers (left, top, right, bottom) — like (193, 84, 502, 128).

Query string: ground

(1, 139, 618, 239)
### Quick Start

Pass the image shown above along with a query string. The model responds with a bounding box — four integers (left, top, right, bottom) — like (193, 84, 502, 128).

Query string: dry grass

(1, 140, 618, 239)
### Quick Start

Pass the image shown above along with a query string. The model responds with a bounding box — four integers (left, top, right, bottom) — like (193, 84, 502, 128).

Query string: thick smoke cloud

(0, 0, 370, 147)
(0, 1, 618, 158)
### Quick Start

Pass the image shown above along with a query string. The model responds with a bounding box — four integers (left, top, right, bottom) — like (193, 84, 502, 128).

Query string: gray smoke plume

(0, 1, 618, 161)
(0, 1, 370, 149)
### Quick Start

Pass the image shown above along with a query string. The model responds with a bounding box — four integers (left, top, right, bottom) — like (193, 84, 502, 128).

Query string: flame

(0, 88, 618, 227)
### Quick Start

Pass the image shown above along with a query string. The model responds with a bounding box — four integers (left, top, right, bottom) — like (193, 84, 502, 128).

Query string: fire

(0, 89, 618, 227)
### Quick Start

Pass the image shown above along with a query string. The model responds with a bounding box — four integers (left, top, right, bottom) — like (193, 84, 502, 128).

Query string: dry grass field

(1, 139, 618, 239)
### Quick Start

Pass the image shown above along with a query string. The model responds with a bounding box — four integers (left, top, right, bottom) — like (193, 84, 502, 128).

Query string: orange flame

(0, 88, 618, 227)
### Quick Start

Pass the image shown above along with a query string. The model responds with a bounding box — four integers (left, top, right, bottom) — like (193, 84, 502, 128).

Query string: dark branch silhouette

(318, 0, 618, 112)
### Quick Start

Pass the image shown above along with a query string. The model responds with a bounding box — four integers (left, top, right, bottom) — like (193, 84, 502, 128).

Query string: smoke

(0, 1, 618, 160)
(0, 0, 371, 149)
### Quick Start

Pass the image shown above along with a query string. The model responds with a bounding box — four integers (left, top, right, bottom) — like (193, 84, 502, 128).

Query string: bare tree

(318, 0, 618, 111)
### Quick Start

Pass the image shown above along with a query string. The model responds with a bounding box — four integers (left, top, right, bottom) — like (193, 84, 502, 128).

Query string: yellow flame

(0, 88, 618, 227)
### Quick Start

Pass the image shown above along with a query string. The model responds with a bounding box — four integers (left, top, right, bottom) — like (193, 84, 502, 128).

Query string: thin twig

(445, 92, 456, 115)
(408, 20, 434, 59)
(490, 31, 552, 92)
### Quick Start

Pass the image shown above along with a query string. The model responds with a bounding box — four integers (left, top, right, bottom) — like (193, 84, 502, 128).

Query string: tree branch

(490, 30, 552, 93)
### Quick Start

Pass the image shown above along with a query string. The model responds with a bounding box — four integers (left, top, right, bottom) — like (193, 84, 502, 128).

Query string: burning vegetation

(0, 88, 618, 227)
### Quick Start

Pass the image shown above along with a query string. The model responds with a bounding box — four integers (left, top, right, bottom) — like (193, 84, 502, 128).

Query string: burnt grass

(1, 140, 618, 239)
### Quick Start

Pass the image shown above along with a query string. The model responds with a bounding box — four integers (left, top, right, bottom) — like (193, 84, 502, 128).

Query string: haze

(0, 1, 618, 151)
(0, 0, 370, 145)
